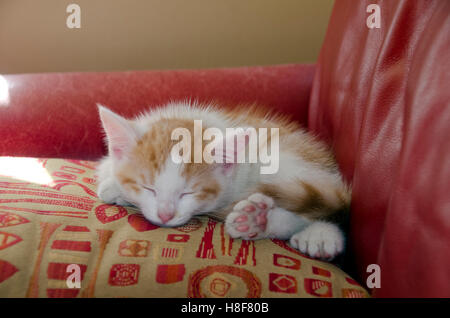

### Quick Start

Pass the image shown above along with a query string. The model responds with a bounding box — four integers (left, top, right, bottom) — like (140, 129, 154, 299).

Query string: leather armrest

(0, 64, 314, 159)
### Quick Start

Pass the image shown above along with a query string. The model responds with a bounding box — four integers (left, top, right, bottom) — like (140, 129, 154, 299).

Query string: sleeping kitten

(96, 101, 351, 260)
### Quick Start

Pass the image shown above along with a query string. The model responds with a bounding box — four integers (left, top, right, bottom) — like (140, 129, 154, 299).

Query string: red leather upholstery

(309, 0, 450, 297)
(0, 64, 314, 160)
(1, 0, 448, 298)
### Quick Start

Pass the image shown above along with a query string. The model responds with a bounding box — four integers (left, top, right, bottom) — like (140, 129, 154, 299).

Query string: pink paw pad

(235, 215, 248, 223)
(243, 205, 256, 212)
(226, 193, 275, 240)
(237, 225, 249, 232)
(257, 203, 267, 210)
(256, 212, 267, 224)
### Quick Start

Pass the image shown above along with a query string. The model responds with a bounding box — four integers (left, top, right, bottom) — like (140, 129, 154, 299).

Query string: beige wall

(0, 0, 334, 74)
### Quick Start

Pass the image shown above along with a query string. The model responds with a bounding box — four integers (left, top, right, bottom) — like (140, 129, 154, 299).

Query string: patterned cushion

(0, 157, 368, 298)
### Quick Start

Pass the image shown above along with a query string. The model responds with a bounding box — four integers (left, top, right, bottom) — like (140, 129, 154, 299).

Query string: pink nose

(158, 211, 174, 224)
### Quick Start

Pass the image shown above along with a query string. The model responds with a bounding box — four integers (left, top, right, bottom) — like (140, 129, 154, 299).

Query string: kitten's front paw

(289, 222, 344, 260)
(225, 193, 274, 240)
(97, 178, 128, 205)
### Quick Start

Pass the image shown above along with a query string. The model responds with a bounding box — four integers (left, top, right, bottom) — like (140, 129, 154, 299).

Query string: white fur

(96, 101, 349, 260)
(290, 221, 345, 260)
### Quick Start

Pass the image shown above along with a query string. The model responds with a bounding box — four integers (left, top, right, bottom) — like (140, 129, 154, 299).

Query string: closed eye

(180, 192, 194, 199)
(143, 186, 156, 196)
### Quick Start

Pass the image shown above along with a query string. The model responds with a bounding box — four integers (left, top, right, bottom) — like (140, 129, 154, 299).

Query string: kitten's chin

(141, 213, 191, 228)
(153, 219, 189, 228)
(164, 216, 192, 228)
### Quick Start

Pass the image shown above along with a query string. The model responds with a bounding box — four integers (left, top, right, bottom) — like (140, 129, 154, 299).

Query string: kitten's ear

(210, 127, 256, 174)
(98, 104, 136, 160)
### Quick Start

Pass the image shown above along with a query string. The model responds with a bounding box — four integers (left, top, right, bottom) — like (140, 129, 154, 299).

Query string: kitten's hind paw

(225, 193, 274, 240)
(289, 222, 344, 260)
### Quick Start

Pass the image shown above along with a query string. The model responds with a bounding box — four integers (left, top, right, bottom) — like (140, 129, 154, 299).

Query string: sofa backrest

(308, 0, 450, 297)
(0, 64, 314, 159)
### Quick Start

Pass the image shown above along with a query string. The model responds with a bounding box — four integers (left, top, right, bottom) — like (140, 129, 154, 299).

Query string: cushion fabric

(0, 157, 368, 298)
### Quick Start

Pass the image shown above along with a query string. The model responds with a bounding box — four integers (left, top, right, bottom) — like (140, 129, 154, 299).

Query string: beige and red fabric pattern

(0, 157, 368, 298)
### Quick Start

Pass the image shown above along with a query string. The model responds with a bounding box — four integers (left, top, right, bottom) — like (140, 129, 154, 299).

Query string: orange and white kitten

(96, 101, 351, 260)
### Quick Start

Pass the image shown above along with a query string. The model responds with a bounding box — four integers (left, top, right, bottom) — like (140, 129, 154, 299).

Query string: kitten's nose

(157, 202, 175, 224)
(158, 211, 174, 224)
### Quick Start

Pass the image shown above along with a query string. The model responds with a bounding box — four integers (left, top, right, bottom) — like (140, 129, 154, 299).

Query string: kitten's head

(98, 105, 248, 227)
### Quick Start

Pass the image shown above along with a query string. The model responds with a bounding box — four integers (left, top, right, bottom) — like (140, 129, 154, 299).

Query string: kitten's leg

(96, 157, 129, 205)
(225, 193, 309, 240)
(224, 193, 345, 260)
(97, 177, 129, 205)
(290, 222, 345, 260)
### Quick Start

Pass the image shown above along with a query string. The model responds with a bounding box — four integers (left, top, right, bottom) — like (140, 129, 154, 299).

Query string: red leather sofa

(0, 0, 448, 297)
